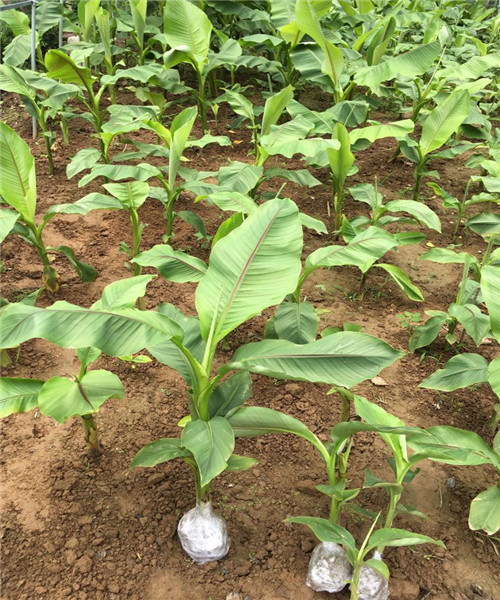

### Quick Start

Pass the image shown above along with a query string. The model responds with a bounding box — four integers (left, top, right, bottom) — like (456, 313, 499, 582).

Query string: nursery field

(1, 1, 500, 600)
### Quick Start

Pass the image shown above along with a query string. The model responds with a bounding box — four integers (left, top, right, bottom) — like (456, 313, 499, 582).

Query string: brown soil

(1, 90, 499, 600)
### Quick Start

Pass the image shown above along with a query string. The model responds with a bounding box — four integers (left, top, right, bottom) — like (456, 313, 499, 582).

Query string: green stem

(481, 234, 497, 267)
(38, 111, 54, 175)
(332, 178, 345, 233)
(29, 223, 60, 292)
(164, 189, 176, 243)
(81, 414, 103, 458)
(197, 70, 209, 133)
(413, 155, 425, 202)
(192, 463, 211, 503)
(453, 179, 471, 241)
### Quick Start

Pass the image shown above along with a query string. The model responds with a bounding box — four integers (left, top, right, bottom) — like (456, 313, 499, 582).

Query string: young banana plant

(69, 106, 206, 243)
(0, 198, 404, 562)
(0, 122, 97, 292)
(398, 89, 471, 201)
(416, 254, 500, 431)
(409, 248, 497, 353)
(347, 181, 442, 239)
(44, 49, 112, 158)
(0, 65, 80, 174)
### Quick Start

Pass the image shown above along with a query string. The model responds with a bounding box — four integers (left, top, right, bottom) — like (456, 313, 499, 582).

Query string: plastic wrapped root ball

(357, 563, 390, 600)
(306, 542, 352, 593)
(177, 501, 231, 564)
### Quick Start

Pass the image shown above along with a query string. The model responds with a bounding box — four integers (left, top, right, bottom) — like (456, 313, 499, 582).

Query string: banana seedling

(0, 277, 155, 457)
(0, 66, 81, 174)
(346, 181, 442, 241)
(409, 248, 498, 353)
(0, 123, 97, 292)
(0, 198, 404, 563)
(397, 90, 471, 200)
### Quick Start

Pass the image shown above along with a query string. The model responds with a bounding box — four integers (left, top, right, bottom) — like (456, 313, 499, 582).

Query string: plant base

(177, 501, 230, 564)
(306, 542, 352, 593)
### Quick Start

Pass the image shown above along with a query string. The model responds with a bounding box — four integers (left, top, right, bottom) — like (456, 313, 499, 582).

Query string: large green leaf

(419, 248, 478, 266)
(130, 438, 191, 468)
(295, 0, 344, 88)
(349, 120, 414, 147)
(328, 123, 354, 186)
(354, 42, 441, 88)
(408, 313, 448, 352)
(0, 65, 36, 98)
(407, 426, 499, 468)
(208, 371, 252, 418)
(305, 227, 398, 274)
(163, 0, 212, 65)
(375, 264, 424, 302)
(66, 148, 102, 179)
(384, 199, 441, 232)
(3, 34, 33, 67)
(0, 208, 19, 244)
(203, 191, 258, 214)
(79, 163, 161, 187)
(0, 303, 182, 356)
(196, 198, 303, 344)
(274, 301, 319, 344)
(228, 406, 322, 450)
(103, 181, 149, 211)
(290, 43, 333, 92)
(489, 357, 500, 401)
(419, 90, 470, 157)
(92, 275, 156, 310)
(130, 0, 147, 48)
(221, 88, 255, 123)
(419, 353, 489, 392)
(226, 332, 403, 388)
(469, 487, 500, 535)
(45, 193, 122, 217)
(216, 161, 264, 194)
(45, 49, 95, 92)
(38, 370, 124, 423)
(366, 529, 444, 552)
(448, 303, 490, 346)
(181, 416, 235, 486)
(78, 0, 100, 41)
(466, 213, 500, 237)
(133, 245, 207, 282)
(100, 63, 166, 86)
(481, 265, 500, 342)
(0, 378, 43, 418)
(0, 8, 31, 36)
(0, 122, 36, 224)
(442, 54, 500, 81)
(285, 516, 357, 553)
(261, 85, 294, 136)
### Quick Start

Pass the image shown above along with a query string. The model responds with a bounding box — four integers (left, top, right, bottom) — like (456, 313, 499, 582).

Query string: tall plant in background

(163, 0, 213, 132)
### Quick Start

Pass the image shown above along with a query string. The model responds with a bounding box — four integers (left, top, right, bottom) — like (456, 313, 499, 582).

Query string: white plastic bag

(306, 542, 352, 593)
(177, 501, 231, 564)
(357, 552, 390, 600)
